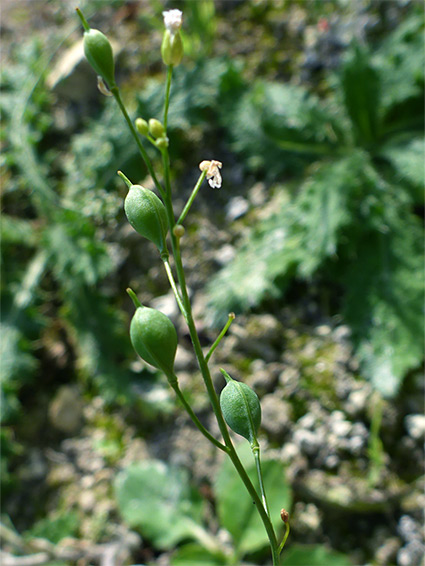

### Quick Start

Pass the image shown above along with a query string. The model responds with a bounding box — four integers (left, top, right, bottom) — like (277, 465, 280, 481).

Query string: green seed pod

(130, 305, 178, 376)
(220, 369, 261, 445)
(76, 9, 116, 87)
(124, 185, 168, 255)
(83, 28, 116, 87)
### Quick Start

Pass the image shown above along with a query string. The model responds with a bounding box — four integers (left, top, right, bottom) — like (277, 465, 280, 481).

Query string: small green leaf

(380, 137, 425, 201)
(24, 511, 80, 544)
(214, 443, 291, 555)
(340, 45, 381, 145)
(171, 543, 228, 566)
(295, 153, 366, 277)
(374, 13, 424, 110)
(283, 544, 352, 566)
(0, 215, 36, 246)
(342, 209, 424, 397)
(115, 460, 204, 549)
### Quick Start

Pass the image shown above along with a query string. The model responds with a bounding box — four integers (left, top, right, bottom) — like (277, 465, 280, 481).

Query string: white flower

(199, 160, 223, 189)
(162, 9, 183, 35)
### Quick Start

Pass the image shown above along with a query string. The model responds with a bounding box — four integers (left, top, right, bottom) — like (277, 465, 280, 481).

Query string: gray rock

(397, 540, 425, 566)
(49, 385, 84, 435)
(398, 515, 422, 543)
(298, 412, 320, 430)
(226, 196, 249, 221)
(214, 243, 236, 266)
(260, 394, 292, 438)
(293, 428, 321, 456)
(329, 412, 352, 438)
(405, 415, 425, 441)
(151, 291, 180, 324)
(247, 359, 280, 393)
(345, 387, 370, 416)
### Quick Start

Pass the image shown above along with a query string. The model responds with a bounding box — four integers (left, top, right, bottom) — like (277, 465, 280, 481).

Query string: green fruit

(130, 306, 177, 376)
(220, 369, 261, 445)
(124, 185, 168, 255)
(83, 28, 115, 87)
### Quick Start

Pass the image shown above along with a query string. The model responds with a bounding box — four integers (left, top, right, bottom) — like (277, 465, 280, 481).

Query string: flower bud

(161, 9, 183, 66)
(155, 137, 169, 150)
(220, 369, 261, 445)
(124, 185, 168, 255)
(130, 305, 178, 377)
(149, 119, 166, 139)
(161, 29, 183, 66)
(173, 224, 185, 239)
(280, 509, 289, 523)
(135, 118, 149, 136)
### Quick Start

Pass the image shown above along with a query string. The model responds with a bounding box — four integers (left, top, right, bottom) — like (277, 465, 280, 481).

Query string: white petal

(208, 172, 222, 189)
(162, 9, 183, 33)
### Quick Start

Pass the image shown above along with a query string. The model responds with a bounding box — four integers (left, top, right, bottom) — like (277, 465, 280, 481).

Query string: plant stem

(368, 391, 385, 487)
(205, 312, 235, 363)
(164, 201, 280, 564)
(111, 86, 166, 200)
(162, 257, 186, 319)
(119, 75, 281, 566)
(177, 170, 207, 225)
(278, 521, 290, 555)
(163, 65, 173, 130)
(252, 444, 271, 518)
(170, 380, 227, 452)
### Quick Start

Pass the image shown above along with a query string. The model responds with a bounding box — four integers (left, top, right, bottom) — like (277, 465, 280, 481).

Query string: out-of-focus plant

(0, 34, 168, 493)
(206, 12, 424, 398)
(116, 443, 350, 566)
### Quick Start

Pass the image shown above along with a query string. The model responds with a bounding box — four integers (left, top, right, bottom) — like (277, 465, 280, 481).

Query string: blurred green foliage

(116, 443, 297, 565)
(0, 34, 167, 492)
(24, 510, 80, 544)
(115, 442, 349, 564)
(205, 13, 424, 397)
(131, 9, 425, 398)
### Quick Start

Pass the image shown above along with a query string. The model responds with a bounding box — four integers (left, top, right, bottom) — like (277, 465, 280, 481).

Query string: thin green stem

(368, 392, 385, 487)
(111, 86, 166, 200)
(252, 445, 271, 518)
(205, 312, 235, 363)
(159, 143, 280, 564)
(162, 149, 172, 198)
(163, 65, 173, 130)
(177, 170, 207, 225)
(170, 380, 227, 452)
(168, 226, 280, 565)
(162, 257, 186, 320)
(119, 75, 281, 566)
(278, 521, 290, 555)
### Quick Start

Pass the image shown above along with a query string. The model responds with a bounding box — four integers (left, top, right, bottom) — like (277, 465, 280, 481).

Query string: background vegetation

(1, 1, 424, 565)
